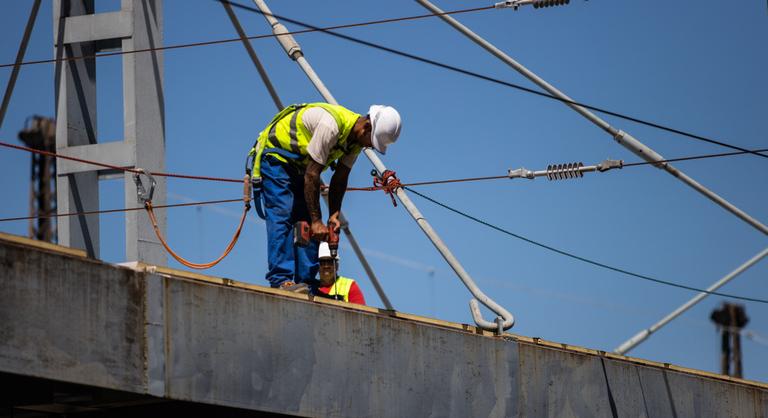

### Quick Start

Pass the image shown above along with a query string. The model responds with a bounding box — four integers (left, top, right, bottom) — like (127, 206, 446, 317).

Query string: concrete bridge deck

(1, 232, 766, 417)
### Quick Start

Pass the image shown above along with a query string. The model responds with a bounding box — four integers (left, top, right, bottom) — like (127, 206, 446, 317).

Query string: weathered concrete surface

(1, 236, 766, 417)
(0, 239, 145, 392)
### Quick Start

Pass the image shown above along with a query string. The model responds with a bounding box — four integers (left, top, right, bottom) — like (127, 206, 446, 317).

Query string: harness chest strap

(247, 103, 360, 180)
(246, 103, 361, 220)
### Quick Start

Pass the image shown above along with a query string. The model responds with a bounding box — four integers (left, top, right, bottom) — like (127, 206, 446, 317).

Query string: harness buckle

(251, 176, 263, 190)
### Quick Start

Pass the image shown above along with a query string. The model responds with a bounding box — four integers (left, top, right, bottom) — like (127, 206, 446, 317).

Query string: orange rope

(143, 175, 252, 269)
(373, 170, 402, 207)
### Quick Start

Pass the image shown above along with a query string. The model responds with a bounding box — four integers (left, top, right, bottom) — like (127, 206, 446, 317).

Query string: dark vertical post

(720, 324, 731, 376)
(730, 304, 747, 378)
(711, 302, 749, 378)
(18, 116, 57, 243)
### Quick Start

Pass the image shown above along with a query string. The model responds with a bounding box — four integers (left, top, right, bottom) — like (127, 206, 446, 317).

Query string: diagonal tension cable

(223, 0, 768, 159)
(404, 186, 768, 304)
(0, 1, 762, 158)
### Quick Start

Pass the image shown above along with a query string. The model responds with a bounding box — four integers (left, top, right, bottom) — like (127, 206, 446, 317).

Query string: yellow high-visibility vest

(249, 103, 362, 179)
(325, 276, 355, 302)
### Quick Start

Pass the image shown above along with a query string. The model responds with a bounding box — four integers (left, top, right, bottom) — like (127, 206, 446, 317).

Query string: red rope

(0, 198, 242, 223)
(0, 141, 244, 183)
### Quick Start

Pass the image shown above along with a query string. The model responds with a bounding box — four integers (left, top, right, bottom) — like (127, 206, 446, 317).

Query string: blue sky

(1, 1, 767, 382)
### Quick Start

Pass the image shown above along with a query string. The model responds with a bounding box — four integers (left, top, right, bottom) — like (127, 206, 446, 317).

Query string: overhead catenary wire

(0, 4, 494, 70)
(223, 0, 768, 159)
(0, 198, 242, 223)
(2, 140, 765, 190)
(3, 187, 765, 304)
(413, 0, 768, 239)
(2, 140, 765, 300)
(1, 146, 762, 221)
(0, 141, 242, 183)
(614, 246, 768, 355)
(403, 186, 768, 305)
(0, 2, 762, 158)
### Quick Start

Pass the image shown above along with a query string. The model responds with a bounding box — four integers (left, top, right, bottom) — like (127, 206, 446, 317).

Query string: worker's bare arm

(328, 163, 351, 231)
(304, 160, 327, 240)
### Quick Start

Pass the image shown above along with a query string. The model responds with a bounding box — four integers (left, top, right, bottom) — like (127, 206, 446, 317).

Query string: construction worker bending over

(316, 242, 365, 304)
(247, 103, 402, 291)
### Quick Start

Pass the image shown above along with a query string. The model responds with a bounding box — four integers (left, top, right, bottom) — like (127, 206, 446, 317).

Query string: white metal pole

(221, 0, 394, 310)
(251, 0, 514, 331)
(614, 247, 768, 355)
(414, 0, 768, 237)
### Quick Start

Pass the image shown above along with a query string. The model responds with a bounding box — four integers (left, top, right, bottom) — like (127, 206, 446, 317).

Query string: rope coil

(140, 173, 252, 270)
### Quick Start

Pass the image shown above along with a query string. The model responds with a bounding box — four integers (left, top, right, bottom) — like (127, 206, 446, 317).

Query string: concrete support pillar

(53, 0, 165, 265)
(54, 0, 99, 258)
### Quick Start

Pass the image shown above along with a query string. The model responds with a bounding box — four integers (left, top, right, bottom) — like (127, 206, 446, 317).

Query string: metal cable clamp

(133, 168, 156, 205)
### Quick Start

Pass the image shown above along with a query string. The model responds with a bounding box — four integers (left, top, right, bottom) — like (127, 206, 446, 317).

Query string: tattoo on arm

(304, 161, 324, 223)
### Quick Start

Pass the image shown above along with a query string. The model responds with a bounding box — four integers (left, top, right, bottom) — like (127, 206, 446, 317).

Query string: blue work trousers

(260, 155, 320, 288)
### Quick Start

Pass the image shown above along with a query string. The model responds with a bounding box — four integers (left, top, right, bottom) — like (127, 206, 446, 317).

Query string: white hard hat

(318, 242, 338, 260)
(368, 105, 402, 155)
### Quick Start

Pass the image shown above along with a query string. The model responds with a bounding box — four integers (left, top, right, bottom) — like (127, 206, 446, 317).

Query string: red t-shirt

(318, 281, 366, 305)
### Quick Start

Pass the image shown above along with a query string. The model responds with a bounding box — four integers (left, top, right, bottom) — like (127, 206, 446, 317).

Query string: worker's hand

(327, 212, 342, 233)
(311, 220, 328, 242)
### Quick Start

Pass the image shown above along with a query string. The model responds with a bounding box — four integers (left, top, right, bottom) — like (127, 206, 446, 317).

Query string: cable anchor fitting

(507, 167, 535, 179)
(596, 159, 623, 172)
(133, 168, 156, 206)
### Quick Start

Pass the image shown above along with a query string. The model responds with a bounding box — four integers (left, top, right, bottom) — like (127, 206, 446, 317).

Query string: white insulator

(533, 0, 570, 9)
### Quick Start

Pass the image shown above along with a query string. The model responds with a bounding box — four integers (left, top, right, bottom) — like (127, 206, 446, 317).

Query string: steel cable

(223, 0, 768, 159)
(404, 186, 768, 304)
(0, 2, 762, 157)
(2, 140, 766, 290)
(0, 199, 242, 223)
(2, 140, 765, 190)
(0, 4, 494, 69)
